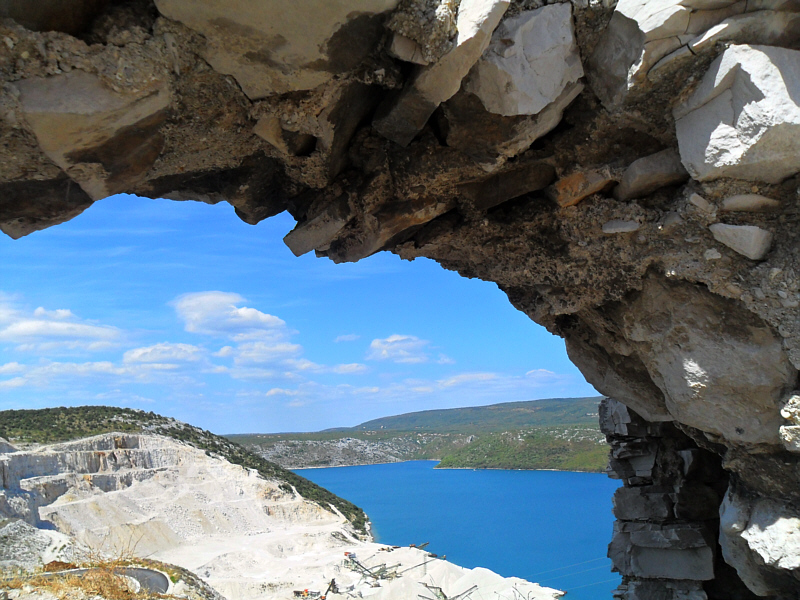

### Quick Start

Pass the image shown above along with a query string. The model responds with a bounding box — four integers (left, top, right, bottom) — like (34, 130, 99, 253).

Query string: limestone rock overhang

(1, 1, 800, 598)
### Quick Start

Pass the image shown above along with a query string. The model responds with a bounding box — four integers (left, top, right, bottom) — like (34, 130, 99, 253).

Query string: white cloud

(334, 334, 360, 343)
(436, 354, 455, 365)
(334, 363, 367, 374)
(265, 388, 300, 397)
(0, 377, 25, 389)
(0, 362, 24, 374)
(0, 298, 120, 353)
(33, 307, 74, 320)
(0, 320, 119, 343)
(367, 335, 430, 364)
(235, 341, 302, 364)
(438, 372, 497, 387)
(525, 368, 557, 380)
(172, 292, 286, 341)
(123, 342, 204, 364)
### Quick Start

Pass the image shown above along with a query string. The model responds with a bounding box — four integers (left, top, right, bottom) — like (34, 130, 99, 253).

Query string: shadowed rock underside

(1, 0, 800, 597)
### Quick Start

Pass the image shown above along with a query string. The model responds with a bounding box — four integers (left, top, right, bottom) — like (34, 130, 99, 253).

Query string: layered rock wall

(2, 0, 800, 596)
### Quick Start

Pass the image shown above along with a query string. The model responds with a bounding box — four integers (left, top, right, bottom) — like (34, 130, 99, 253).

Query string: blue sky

(0, 195, 597, 433)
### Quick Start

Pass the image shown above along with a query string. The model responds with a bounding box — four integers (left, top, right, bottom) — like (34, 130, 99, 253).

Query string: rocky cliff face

(1, 1, 799, 597)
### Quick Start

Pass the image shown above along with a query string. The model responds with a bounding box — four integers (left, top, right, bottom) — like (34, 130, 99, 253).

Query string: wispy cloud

(334, 334, 360, 343)
(367, 334, 430, 364)
(123, 342, 204, 364)
(0, 299, 121, 352)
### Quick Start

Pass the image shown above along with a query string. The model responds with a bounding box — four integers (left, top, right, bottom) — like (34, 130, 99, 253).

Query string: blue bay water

(298, 461, 622, 600)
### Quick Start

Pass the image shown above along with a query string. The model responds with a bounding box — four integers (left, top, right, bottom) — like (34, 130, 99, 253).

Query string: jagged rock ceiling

(1, 0, 800, 598)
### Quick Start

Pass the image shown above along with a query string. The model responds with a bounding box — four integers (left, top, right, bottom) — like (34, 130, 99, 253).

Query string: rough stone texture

(709, 223, 774, 261)
(546, 169, 615, 208)
(153, 0, 399, 99)
(721, 194, 781, 213)
(462, 3, 583, 117)
(614, 149, 688, 201)
(14, 70, 171, 200)
(601, 398, 758, 599)
(0, 437, 17, 453)
(373, 0, 510, 146)
(618, 276, 796, 445)
(674, 45, 800, 184)
(2, 1, 800, 596)
(720, 486, 800, 596)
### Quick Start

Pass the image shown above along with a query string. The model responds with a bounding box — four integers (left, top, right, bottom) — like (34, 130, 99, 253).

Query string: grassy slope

(338, 397, 603, 432)
(0, 406, 367, 533)
(229, 397, 609, 473)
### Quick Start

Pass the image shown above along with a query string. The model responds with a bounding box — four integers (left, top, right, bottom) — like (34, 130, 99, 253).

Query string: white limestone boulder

(14, 71, 171, 201)
(720, 488, 800, 596)
(153, 0, 399, 99)
(462, 2, 583, 117)
(589, 0, 694, 106)
(0, 437, 17, 453)
(614, 149, 689, 200)
(709, 223, 773, 260)
(621, 277, 797, 445)
(374, 0, 510, 146)
(674, 45, 800, 184)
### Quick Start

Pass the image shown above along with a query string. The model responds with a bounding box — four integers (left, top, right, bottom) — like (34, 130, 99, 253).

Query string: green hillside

(339, 397, 603, 432)
(229, 397, 609, 473)
(0, 406, 367, 534)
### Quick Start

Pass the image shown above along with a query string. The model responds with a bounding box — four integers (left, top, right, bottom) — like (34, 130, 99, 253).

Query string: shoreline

(292, 459, 604, 474)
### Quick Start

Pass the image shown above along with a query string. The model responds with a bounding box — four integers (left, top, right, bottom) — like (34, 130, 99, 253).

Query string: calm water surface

(298, 461, 622, 600)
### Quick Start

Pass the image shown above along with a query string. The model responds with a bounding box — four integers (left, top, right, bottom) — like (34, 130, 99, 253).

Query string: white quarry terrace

(1, 0, 800, 599)
(0, 432, 563, 600)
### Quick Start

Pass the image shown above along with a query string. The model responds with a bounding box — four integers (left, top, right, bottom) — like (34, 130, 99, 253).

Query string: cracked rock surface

(2, 0, 800, 597)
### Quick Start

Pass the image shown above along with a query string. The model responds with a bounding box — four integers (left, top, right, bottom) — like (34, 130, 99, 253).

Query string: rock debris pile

(0, 433, 562, 600)
(1, 0, 800, 597)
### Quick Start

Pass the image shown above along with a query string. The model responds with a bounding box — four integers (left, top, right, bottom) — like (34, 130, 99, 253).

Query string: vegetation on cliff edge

(0, 406, 367, 534)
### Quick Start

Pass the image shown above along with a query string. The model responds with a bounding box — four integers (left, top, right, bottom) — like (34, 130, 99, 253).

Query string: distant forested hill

(340, 397, 602, 432)
(229, 397, 609, 473)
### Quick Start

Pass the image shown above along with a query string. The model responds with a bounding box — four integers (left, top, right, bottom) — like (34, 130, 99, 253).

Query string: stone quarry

(1, 0, 799, 598)
(0, 433, 563, 600)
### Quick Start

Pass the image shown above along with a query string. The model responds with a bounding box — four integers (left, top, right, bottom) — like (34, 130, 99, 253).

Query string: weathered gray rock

(442, 80, 583, 164)
(284, 199, 351, 257)
(709, 223, 773, 260)
(254, 117, 317, 158)
(458, 162, 556, 211)
(331, 197, 457, 263)
(154, 0, 398, 99)
(373, 0, 510, 146)
(688, 10, 800, 54)
(599, 397, 651, 437)
(720, 488, 800, 596)
(603, 220, 641, 234)
(688, 193, 715, 214)
(462, 3, 583, 117)
(0, 176, 94, 240)
(614, 149, 688, 201)
(675, 45, 800, 184)
(621, 277, 797, 445)
(388, 33, 430, 65)
(14, 71, 171, 201)
(589, 0, 692, 106)
(0, 437, 17, 454)
(631, 546, 715, 580)
(613, 486, 672, 521)
(720, 194, 780, 212)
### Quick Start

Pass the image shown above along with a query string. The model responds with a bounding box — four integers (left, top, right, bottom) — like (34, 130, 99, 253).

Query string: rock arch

(1, 1, 799, 597)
